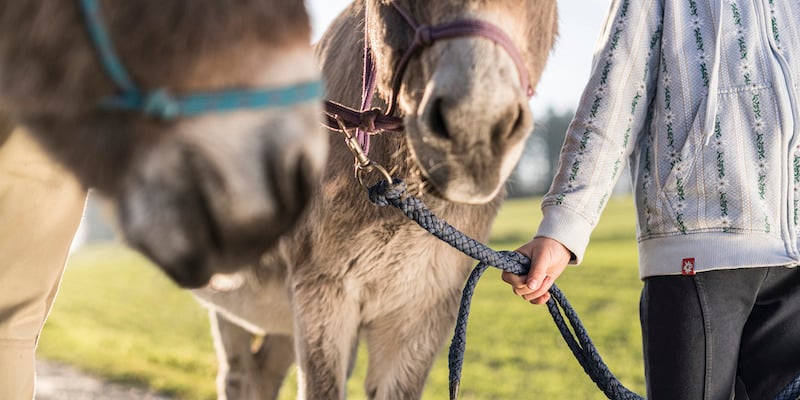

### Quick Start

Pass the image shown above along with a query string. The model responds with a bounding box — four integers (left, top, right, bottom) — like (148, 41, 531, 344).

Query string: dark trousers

(640, 266, 800, 400)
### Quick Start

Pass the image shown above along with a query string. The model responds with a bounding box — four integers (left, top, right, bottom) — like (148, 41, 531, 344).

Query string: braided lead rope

(778, 377, 800, 400)
(366, 179, 800, 400)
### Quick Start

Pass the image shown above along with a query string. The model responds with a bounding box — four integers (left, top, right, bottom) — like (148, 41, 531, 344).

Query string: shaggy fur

(0, 1, 327, 287)
(194, 0, 558, 398)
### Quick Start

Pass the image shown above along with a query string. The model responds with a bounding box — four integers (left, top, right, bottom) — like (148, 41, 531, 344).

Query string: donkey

(194, 0, 558, 398)
(0, 1, 327, 288)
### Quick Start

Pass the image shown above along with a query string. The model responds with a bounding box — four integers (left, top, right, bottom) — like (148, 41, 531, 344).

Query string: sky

(305, 0, 614, 116)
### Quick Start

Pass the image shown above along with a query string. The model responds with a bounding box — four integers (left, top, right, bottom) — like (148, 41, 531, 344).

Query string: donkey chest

(293, 184, 500, 295)
(301, 212, 475, 302)
(351, 231, 475, 318)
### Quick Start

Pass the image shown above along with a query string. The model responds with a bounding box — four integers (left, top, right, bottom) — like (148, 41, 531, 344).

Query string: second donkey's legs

(210, 312, 294, 400)
(291, 276, 361, 400)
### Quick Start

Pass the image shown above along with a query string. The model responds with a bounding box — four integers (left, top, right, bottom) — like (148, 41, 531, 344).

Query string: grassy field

(38, 195, 644, 399)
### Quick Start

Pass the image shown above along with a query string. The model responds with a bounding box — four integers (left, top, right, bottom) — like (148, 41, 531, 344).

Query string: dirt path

(35, 360, 174, 400)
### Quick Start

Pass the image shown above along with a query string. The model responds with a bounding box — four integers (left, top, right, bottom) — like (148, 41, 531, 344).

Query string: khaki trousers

(0, 126, 86, 399)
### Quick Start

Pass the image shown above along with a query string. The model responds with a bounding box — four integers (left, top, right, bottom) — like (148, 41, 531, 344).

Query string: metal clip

(334, 115, 393, 190)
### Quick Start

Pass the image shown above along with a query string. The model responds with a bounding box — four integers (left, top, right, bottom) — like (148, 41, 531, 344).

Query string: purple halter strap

(323, 1, 532, 155)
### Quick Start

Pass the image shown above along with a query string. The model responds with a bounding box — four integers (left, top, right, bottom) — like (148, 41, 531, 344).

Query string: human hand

(501, 237, 571, 304)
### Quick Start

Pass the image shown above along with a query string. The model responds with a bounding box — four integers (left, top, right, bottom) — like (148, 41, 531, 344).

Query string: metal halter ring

(356, 161, 393, 191)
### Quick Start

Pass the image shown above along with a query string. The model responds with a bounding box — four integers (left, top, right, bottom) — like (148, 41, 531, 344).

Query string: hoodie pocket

(648, 104, 706, 233)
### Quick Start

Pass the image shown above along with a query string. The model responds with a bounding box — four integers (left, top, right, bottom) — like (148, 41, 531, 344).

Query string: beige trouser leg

(0, 126, 86, 399)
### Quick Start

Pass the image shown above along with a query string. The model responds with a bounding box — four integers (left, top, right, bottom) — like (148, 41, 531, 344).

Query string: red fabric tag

(681, 258, 696, 276)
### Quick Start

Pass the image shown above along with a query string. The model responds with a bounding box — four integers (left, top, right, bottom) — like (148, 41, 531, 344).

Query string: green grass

(38, 195, 643, 399)
(37, 246, 219, 398)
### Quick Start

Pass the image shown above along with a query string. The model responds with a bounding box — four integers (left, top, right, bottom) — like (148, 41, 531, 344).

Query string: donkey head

(0, 1, 327, 287)
(367, 0, 557, 204)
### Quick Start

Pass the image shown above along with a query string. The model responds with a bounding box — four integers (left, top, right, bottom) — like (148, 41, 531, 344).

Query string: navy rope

(366, 178, 800, 400)
(78, 0, 323, 119)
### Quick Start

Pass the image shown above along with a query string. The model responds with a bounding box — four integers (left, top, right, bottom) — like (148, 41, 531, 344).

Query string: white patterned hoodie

(537, 0, 800, 278)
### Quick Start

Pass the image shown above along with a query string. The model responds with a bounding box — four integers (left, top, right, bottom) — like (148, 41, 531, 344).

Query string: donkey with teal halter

(0, 0, 327, 287)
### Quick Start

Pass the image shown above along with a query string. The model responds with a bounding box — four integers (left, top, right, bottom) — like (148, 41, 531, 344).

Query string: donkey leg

(209, 311, 294, 400)
(251, 334, 295, 399)
(362, 296, 461, 400)
(291, 279, 361, 400)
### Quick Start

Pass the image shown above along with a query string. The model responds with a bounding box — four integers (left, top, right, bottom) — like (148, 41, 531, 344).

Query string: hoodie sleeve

(536, 0, 664, 264)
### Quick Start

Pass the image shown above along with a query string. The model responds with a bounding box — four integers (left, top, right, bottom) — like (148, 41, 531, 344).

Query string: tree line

(506, 107, 574, 197)
(507, 107, 633, 198)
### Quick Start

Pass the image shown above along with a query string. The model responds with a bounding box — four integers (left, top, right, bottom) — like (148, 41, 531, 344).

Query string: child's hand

(501, 237, 571, 304)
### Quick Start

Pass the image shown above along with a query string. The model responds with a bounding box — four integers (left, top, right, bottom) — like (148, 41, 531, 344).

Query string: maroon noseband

(323, 1, 532, 155)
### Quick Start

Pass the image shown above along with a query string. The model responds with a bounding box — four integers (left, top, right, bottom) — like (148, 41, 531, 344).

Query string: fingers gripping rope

(367, 179, 800, 400)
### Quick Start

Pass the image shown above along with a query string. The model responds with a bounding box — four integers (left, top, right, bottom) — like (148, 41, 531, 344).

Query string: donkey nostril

(509, 105, 525, 138)
(427, 98, 451, 140)
(511, 105, 527, 135)
(492, 104, 525, 141)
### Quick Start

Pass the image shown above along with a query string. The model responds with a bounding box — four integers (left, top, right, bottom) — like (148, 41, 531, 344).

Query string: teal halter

(78, 0, 323, 120)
